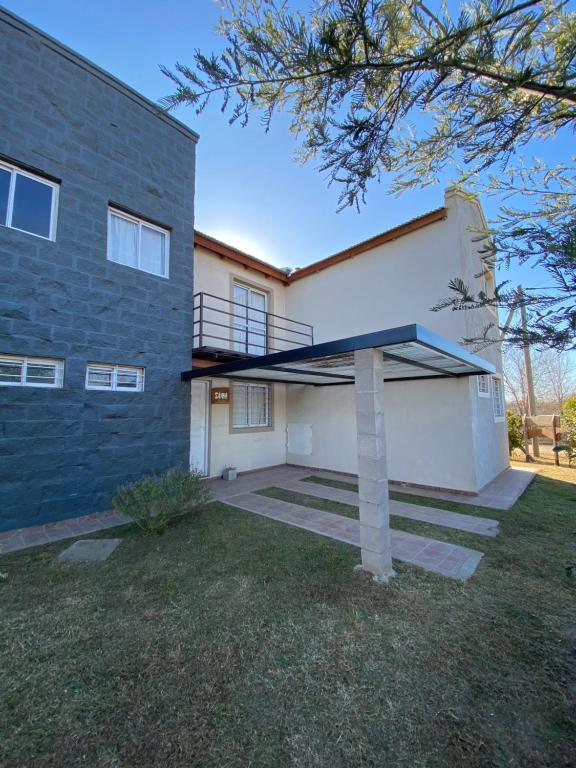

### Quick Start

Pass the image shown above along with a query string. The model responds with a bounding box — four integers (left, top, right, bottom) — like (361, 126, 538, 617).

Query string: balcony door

(232, 282, 268, 355)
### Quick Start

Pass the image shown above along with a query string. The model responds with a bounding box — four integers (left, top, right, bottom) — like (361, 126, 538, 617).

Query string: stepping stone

(58, 538, 122, 562)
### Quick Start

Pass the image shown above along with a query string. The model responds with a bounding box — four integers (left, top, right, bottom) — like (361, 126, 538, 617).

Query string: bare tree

(503, 348, 574, 414)
(537, 351, 575, 412)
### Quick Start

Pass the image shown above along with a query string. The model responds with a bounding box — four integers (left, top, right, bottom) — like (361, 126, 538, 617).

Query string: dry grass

(0, 464, 575, 767)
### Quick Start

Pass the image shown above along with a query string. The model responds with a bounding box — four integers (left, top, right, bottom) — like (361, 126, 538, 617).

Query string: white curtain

(232, 384, 249, 427)
(250, 385, 268, 426)
(109, 213, 138, 268)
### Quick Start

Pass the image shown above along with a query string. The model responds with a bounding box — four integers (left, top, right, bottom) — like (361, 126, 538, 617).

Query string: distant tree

(162, 0, 576, 350)
(503, 347, 574, 413)
(507, 410, 525, 455)
(562, 395, 576, 447)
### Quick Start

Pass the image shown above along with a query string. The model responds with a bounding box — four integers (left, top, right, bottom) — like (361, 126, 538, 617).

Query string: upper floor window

(491, 375, 505, 421)
(107, 207, 169, 278)
(0, 162, 59, 240)
(477, 374, 490, 397)
(86, 363, 145, 392)
(0, 354, 64, 388)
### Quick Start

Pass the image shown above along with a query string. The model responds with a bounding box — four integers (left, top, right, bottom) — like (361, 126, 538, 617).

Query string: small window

(477, 374, 490, 397)
(0, 161, 59, 240)
(0, 354, 64, 388)
(491, 376, 505, 420)
(107, 208, 169, 278)
(232, 383, 270, 428)
(86, 363, 144, 392)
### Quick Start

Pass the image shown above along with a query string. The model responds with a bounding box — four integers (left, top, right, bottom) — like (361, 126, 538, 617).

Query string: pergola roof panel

(181, 324, 495, 386)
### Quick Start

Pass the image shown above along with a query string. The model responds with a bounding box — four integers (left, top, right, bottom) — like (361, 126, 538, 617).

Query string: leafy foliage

(112, 468, 210, 535)
(562, 395, 576, 447)
(162, 0, 576, 349)
(507, 410, 525, 454)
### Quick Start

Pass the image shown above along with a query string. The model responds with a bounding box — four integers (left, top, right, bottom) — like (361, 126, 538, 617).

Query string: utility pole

(518, 286, 540, 457)
(502, 286, 539, 459)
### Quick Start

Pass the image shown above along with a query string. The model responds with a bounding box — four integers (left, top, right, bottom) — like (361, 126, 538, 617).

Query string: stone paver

(0, 510, 130, 556)
(58, 538, 122, 562)
(314, 465, 537, 510)
(276, 479, 500, 536)
(227, 492, 484, 581)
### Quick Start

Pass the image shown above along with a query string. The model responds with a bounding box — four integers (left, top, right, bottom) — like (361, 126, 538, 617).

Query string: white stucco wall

(193, 189, 509, 492)
(202, 377, 287, 478)
(286, 378, 480, 492)
(283, 188, 508, 491)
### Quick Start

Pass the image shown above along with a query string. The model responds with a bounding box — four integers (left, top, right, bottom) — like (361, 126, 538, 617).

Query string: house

(190, 188, 508, 495)
(0, 8, 197, 531)
(0, 8, 508, 547)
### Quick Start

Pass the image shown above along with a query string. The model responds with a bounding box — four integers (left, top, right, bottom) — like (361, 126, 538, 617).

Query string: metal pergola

(181, 323, 495, 385)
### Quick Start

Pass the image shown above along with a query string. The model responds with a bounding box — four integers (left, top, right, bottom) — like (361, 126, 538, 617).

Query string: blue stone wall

(0, 10, 197, 530)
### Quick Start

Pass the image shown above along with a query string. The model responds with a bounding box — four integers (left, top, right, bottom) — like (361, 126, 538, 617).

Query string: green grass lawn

(1, 463, 575, 767)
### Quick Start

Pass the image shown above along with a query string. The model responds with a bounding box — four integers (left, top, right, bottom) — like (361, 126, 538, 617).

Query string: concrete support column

(354, 348, 395, 582)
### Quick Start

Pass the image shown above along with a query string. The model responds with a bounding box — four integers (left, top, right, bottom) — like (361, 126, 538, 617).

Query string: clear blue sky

(3, 0, 570, 295)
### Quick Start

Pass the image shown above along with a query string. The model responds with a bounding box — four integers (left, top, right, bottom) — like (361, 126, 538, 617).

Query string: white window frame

(0, 161, 59, 241)
(0, 354, 64, 388)
(491, 375, 505, 421)
(477, 374, 491, 398)
(232, 281, 269, 355)
(107, 207, 170, 278)
(232, 382, 271, 429)
(85, 363, 145, 392)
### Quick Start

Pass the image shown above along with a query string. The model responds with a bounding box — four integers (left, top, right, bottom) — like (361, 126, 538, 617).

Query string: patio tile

(315, 466, 536, 510)
(275, 479, 500, 537)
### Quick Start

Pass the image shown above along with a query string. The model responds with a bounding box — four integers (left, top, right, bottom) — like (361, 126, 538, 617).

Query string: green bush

(562, 396, 576, 448)
(507, 411, 524, 455)
(112, 468, 210, 535)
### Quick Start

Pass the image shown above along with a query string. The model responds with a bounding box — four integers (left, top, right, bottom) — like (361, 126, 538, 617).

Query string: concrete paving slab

(275, 479, 500, 537)
(58, 538, 122, 562)
(226, 493, 483, 581)
(313, 466, 537, 510)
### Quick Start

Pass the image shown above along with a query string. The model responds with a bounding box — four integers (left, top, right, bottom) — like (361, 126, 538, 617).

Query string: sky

(3, 1, 573, 307)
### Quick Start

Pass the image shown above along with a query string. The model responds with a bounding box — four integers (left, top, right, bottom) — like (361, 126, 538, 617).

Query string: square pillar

(354, 348, 395, 582)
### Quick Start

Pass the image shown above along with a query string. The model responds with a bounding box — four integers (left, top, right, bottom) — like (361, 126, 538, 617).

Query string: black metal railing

(193, 292, 314, 356)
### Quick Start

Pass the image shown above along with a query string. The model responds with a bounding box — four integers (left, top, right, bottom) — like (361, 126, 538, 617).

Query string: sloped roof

(195, 207, 447, 284)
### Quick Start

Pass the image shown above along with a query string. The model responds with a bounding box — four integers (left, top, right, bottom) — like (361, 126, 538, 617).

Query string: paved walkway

(315, 466, 537, 510)
(0, 510, 130, 556)
(227, 493, 484, 581)
(2, 462, 525, 562)
(275, 479, 500, 536)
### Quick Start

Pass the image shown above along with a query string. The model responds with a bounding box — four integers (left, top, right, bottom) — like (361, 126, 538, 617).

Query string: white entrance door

(232, 283, 268, 354)
(190, 380, 209, 475)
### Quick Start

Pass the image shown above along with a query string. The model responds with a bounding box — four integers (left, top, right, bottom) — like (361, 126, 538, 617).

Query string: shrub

(562, 396, 576, 448)
(507, 411, 524, 455)
(112, 468, 210, 535)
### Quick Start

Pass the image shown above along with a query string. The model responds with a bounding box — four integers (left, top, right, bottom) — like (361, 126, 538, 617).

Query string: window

(0, 161, 58, 240)
(477, 374, 490, 397)
(86, 363, 145, 392)
(107, 208, 169, 277)
(491, 376, 505, 420)
(0, 354, 64, 388)
(232, 282, 268, 355)
(232, 383, 270, 428)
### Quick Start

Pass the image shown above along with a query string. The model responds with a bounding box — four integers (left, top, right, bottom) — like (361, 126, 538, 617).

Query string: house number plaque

(211, 387, 230, 404)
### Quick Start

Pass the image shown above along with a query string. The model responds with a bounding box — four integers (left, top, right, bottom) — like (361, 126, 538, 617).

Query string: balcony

(192, 292, 314, 361)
